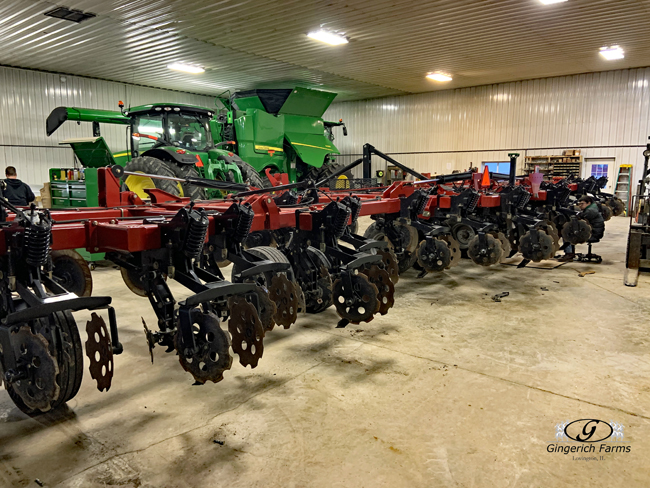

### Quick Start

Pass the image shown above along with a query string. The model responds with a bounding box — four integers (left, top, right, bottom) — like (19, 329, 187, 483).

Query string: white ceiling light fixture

(167, 63, 205, 74)
(539, 0, 568, 5)
(426, 72, 453, 82)
(599, 45, 625, 60)
(307, 29, 348, 46)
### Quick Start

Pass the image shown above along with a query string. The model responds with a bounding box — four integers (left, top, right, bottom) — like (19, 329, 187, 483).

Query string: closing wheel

(5, 311, 84, 416)
(333, 273, 380, 324)
(539, 221, 560, 253)
(175, 309, 232, 384)
(467, 234, 502, 266)
(452, 224, 476, 250)
(561, 218, 592, 245)
(391, 222, 418, 274)
(361, 265, 395, 315)
(228, 296, 265, 368)
(519, 229, 555, 262)
(607, 197, 625, 216)
(364, 221, 418, 274)
(376, 248, 400, 284)
(232, 246, 298, 327)
(250, 285, 277, 333)
(5, 327, 60, 413)
(439, 235, 461, 268)
(491, 232, 512, 262)
(599, 203, 613, 222)
(416, 238, 451, 273)
(51, 249, 93, 297)
(268, 274, 299, 329)
(304, 247, 334, 314)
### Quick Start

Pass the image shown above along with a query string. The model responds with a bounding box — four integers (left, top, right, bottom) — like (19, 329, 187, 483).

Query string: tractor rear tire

(169, 165, 207, 200)
(237, 160, 266, 189)
(123, 156, 181, 198)
(304, 161, 354, 187)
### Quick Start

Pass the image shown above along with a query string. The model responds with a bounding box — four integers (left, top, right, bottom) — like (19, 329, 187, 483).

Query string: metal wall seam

(325, 67, 650, 185)
(0, 65, 214, 186)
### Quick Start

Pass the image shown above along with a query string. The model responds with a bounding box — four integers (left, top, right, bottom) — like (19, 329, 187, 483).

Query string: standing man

(4, 166, 35, 206)
(559, 195, 605, 261)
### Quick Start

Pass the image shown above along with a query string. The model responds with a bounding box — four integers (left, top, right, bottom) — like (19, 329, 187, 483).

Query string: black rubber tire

(364, 222, 383, 240)
(123, 156, 180, 197)
(231, 246, 291, 286)
(51, 250, 93, 297)
(169, 164, 207, 200)
(304, 161, 354, 186)
(237, 160, 265, 189)
(6, 311, 83, 415)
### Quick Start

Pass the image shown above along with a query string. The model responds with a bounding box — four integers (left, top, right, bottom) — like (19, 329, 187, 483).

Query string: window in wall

(482, 162, 511, 174)
(591, 164, 608, 179)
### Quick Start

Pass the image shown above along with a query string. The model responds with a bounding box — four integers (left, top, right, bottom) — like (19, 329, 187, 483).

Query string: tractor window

(168, 113, 211, 152)
(133, 115, 164, 153)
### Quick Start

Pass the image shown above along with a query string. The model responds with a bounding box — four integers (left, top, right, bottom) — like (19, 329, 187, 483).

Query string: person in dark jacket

(559, 195, 605, 261)
(4, 166, 35, 206)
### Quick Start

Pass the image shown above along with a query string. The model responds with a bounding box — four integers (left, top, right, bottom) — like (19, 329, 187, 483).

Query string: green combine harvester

(214, 87, 349, 184)
(45, 86, 349, 203)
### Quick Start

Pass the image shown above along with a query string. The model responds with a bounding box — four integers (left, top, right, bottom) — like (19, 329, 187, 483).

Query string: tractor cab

(124, 104, 215, 157)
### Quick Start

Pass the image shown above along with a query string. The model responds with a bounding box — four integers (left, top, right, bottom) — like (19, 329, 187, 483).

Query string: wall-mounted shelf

(524, 152, 582, 177)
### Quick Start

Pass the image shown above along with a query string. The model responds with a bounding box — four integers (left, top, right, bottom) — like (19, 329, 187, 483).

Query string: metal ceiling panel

(1, 0, 650, 100)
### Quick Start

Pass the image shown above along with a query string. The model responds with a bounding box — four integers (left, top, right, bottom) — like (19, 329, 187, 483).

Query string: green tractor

(45, 87, 349, 201)
(212, 87, 350, 185)
(46, 103, 262, 200)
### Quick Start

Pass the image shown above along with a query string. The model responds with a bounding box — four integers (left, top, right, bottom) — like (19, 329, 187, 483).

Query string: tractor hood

(285, 132, 339, 169)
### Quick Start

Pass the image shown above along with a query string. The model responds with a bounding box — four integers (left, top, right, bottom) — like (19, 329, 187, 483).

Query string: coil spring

(517, 193, 531, 209)
(25, 221, 51, 267)
(415, 192, 429, 216)
(333, 204, 352, 238)
(234, 204, 254, 243)
(468, 192, 480, 212)
(349, 198, 362, 226)
(183, 211, 209, 259)
(557, 187, 571, 206)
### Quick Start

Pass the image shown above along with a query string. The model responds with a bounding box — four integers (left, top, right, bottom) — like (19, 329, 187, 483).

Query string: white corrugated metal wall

(0, 66, 214, 187)
(326, 68, 650, 193)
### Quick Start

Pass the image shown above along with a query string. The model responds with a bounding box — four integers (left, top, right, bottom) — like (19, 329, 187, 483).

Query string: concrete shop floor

(1, 215, 649, 488)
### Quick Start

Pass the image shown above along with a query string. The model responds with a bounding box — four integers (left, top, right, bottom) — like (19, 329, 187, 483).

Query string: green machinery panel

(49, 167, 99, 209)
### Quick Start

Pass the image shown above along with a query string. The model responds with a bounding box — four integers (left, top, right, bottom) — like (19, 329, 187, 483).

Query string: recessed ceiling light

(307, 29, 348, 46)
(600, 46, 624, 60)
(426, 72, 453, 82)
(539, 0, 567, 4)
(167, 63, 205, 74)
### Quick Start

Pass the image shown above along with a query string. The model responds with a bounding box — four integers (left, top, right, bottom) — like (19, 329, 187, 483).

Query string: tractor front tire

(123, 156, 181, 198)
